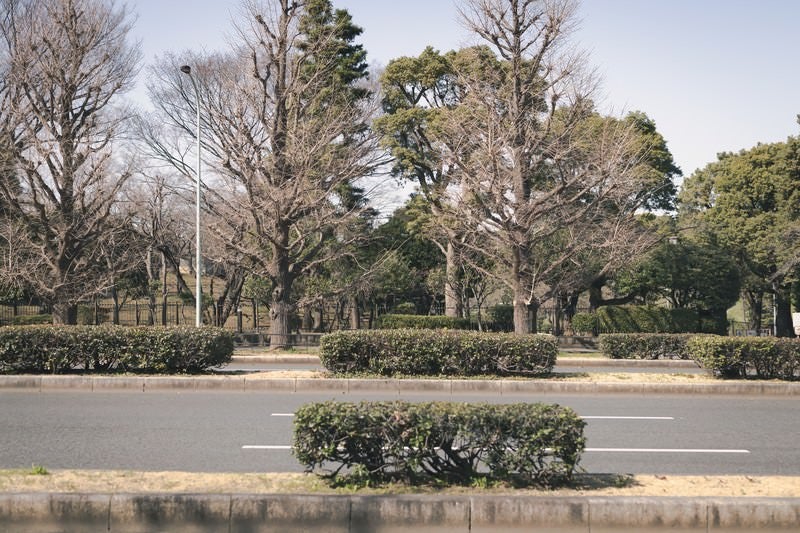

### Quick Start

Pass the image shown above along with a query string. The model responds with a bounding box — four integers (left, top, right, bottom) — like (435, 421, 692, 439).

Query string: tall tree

(680, 137, 800, 337)
(145, 0, 381, 346)
(433, 0, 661, 334)
(0, 0, 140, 324)
(374, 46, 471, 317)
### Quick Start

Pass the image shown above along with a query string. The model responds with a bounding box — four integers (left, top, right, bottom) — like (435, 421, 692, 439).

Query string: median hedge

(293, 400, 586, 486)
(598, 333, 697, 360)
(319, 329, 557, 376)
(0, 325, 234, 374)
(687, 336, 800, 379)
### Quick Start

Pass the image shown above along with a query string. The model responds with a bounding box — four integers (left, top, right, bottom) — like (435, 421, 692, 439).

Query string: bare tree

(144, 0, 383, 345)
(0, 0, 140, 323)
(438, 0, 660, 333)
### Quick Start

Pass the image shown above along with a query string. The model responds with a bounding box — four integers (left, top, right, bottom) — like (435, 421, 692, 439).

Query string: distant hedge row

(573, 305, 725, 335)
(375, 314, 473, 330)
(293, 400, 585, 486)
(599, 333, 800, 380)
(0, 325, 234, 374)
(320, 329, 556, 376)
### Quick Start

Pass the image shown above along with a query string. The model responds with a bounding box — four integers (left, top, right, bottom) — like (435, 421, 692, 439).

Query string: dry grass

(1, 470, 798, 497)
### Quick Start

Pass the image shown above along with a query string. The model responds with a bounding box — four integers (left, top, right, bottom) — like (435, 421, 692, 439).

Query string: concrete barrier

(2, 375, 800, 395)
(1, 494, 799, 532)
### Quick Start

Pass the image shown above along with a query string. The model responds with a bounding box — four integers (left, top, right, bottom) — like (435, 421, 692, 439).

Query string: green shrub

(5, 314, 52, 326)
(598, 333, 699, 360)
(594, 305, 718, 334)
(293, 400, 585, 486)
(0, 325, 233, 374)
(319, 329, 557, 376)
(571, 312, 597, 335)
(390, 302, 417, 314)
(375, 314, 473, 330)
(687, 336, 800, 379)
(488, 304, 514, 332)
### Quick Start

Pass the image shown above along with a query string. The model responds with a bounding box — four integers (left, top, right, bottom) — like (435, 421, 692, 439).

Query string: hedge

(0, 325, 234, 374)
(293, 400, 586, 486)
(319, 329, 557, 376)
(588, 305, 724, 334)
(375, 314, 473, 330)
(598, 333, 698, 360)
(687, 336, 800, 380)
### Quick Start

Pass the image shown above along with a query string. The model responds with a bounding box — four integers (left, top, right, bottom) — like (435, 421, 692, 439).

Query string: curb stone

(1, 494, 799, 532)
(2, 375, 800, 395)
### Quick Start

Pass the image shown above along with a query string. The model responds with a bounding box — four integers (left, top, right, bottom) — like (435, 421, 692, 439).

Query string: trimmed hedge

(375, 314, 473, 330)
(1, 314, 52, 326)
(0, 325, 234, 374)
(598, 333, 698, 360)
(591, 305, 723, 334)
(319, 329, 557, 376)
(293, 400, 586, 486)
(687, 336, 800, 380)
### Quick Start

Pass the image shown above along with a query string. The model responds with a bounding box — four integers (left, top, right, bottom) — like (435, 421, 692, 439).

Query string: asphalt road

(2, 390, 797, 475)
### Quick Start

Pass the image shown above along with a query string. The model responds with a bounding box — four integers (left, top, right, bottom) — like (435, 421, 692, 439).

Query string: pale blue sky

(131, 0, 800, 180)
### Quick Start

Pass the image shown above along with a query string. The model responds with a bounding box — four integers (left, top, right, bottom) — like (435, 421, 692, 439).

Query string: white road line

(581, 416, 674, 420)
(242, 445, 749, 454)
(585, 448, 750, 454)
(270, 413, 676, 421)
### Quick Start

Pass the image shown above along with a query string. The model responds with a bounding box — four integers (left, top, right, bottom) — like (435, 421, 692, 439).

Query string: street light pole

(180, 65, 202, 328)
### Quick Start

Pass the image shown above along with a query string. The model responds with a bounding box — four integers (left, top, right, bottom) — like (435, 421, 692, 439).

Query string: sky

(130, 0, 800, 182)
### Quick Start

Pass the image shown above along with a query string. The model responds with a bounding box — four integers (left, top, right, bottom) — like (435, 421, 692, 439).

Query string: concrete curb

(2, 374, 800, 395)
(230, 355, 701, 368)
(1, 493, 798, 531)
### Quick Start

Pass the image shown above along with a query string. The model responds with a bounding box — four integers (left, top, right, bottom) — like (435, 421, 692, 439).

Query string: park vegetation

(0, 0, 796, 343)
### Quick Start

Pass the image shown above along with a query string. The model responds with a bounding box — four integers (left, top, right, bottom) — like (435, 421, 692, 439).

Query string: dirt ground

(1, 470, 798, 497)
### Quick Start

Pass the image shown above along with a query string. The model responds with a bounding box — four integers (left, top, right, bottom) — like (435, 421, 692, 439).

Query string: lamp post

(180, 65, 202, 328)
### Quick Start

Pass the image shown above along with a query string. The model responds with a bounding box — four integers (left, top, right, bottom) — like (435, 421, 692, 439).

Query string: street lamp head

(180, 65, 191, 75)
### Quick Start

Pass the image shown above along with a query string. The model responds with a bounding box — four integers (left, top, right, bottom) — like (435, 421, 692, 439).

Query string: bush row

(319, 329, 557, 376)
(599, 333, 800, 380)
(0, 325, 234, 374)
(375, 314, 473, 330)
(598, 333, 698, 360)
(688, 336, 800, 380)
(292, 400, 586, 486)
(573, 305, 725, 335)
(0, 314, 52, 326)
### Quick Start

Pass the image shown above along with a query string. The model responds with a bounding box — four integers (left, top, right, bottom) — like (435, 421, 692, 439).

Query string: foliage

(598, 333, 699, 360)
(571, 313, 598, 335)
(594, 305, 722, 334)
(293, 400, 586, 486)
(319, 329, 556, 376)
(375, 314, 472, 330)
(687, 335, 800, 380)
(0, 326, 233, 374)
(2, 314, 52, 326)
(680, 138, 800, 336)
(487, 304, 514, 332)
(621, 239, 741, 315)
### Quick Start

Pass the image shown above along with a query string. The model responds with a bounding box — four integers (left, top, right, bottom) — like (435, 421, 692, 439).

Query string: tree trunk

(349, 295, 361, 330)
(269, 277, 293, 349)
(444, 240, 462, 318)
(511, 249, 534, 334)
(743, 290, 764, 333)
(775, 283, 796, 338)
(111, 287, 120, 325)
(52, 302, 77, 325)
